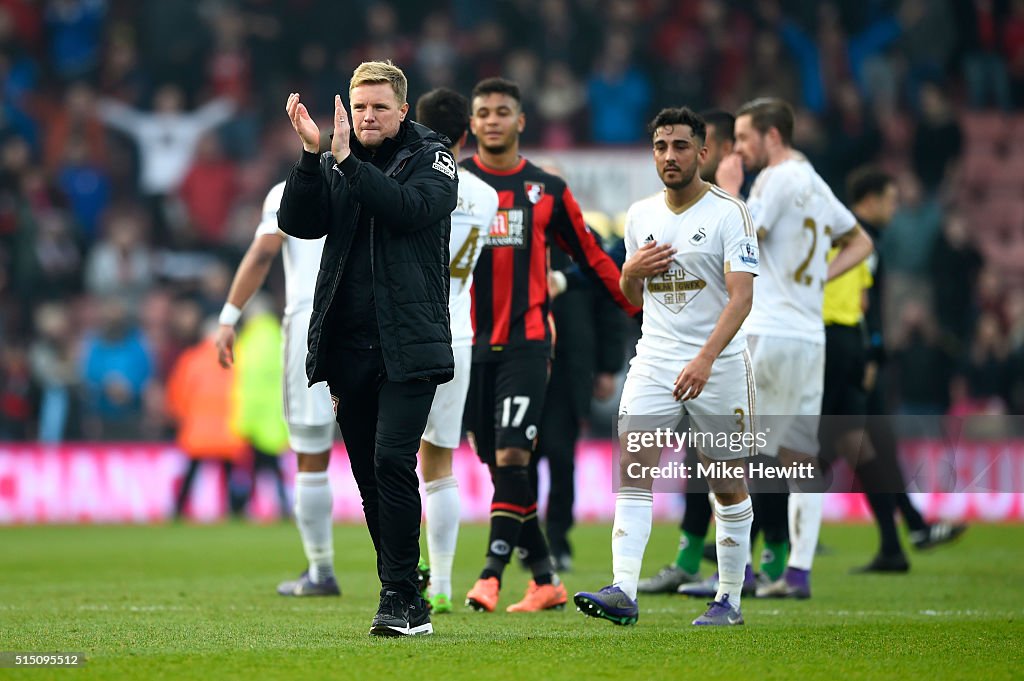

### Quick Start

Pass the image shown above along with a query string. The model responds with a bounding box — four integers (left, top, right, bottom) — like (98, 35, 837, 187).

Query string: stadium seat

(961, 111, 1009, 153)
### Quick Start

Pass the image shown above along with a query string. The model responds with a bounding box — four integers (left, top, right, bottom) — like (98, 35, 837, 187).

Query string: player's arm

(552, 187, 642, 316)
(673, 271, 754, 401)
(215, 233, 284, 368)
(827, 224, 873, 282)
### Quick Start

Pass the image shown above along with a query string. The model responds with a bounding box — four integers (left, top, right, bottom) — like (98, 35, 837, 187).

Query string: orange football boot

(465, 577, 500, 612)
(506, 579, 568, 612)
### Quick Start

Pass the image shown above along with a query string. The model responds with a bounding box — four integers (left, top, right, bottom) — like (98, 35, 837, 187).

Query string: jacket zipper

(369, 214, 378, 352)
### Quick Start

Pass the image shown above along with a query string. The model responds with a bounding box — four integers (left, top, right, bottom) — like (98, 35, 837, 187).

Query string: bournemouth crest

(524, 182, 545, 204)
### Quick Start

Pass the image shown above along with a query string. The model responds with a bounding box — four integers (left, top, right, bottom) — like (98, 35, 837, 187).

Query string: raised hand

(286, 93, 320, 153)
(331, 94, 351, 162)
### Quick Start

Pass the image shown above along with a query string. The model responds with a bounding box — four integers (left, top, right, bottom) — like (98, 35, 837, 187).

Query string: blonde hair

(350, 60, 408, 104)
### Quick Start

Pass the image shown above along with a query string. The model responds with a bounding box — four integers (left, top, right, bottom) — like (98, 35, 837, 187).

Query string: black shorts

(464, 355, 549, 464)
(820, 324, 869, 468)
(822, 324, 868, 416)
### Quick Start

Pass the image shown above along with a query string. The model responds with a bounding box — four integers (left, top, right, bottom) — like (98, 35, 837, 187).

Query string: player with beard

(575, 107, 759, 626)
(717, 98, 873, 599)
(637, 109, 759, 597)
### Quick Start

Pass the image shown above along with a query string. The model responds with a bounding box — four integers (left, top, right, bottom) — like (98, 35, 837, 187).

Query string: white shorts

(422, 344, 472, 449)
(618, 350, 756, 461)
(283, 310, 335, 453)
(747, 334, 824, 456)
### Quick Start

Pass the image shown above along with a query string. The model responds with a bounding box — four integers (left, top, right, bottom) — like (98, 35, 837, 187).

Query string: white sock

(713, 496, 753, 610)
(425, 475, 460, 598)
(294, 472, 334, 583)
(788, 492, 823, 571)
(611, 487, 653, 601)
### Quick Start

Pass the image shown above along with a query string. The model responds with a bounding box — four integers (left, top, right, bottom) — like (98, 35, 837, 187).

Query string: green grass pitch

(1, 522, 1021, 680)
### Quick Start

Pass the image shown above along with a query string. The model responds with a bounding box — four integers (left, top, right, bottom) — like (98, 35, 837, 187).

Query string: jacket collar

(347, 120, 446, 176)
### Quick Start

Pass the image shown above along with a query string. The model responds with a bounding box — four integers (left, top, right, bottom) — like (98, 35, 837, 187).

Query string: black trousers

(326, 347, 436, 602)
(532, 373, 579, 557)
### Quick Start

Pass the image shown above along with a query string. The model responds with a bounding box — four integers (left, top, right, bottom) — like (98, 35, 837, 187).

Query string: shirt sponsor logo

(647, 264, 706, 313)
(524, 182, 545, 204)
(486, 209, 527, 248)
(432, 150, 456, 179)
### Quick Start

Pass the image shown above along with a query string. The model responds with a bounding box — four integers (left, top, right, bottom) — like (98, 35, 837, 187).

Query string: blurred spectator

(587, 31, 651, 144)
(0, 24, 41, 148)
(535, 61, 586, 148)
(203, 4, 258, 159)
(735, 30, 800, 110)
(819, 81, 881, 190)
(350, 2, 414, 68)
(55, 137, 110, 242)
(959, 0, 1012, 110)
(460, 20, 507, 87)
(97, 85, 235, 245)
(883, 171, 944, 278)
(899, 0, 957, 105)
(27, 207, 81, 301)
(97, 26, 148, 104)
(29, 302, 78, 442)
(415, 10, 459, 92)
(890, 301, 952, 415)
(137, 2, 207, 93)
(166, 318, 247, 519)
(769, 0, 906, 115)
(0, 338, 34, 439)
(43, 82, 107, 174)
(912, 82, 963, 195)
(45, 0, 106, 81)
(177, 133, 238, 246)
(83, 206, 153, 307)
(950, 312, 1010, 416)
(79, 297, 153, 440)
(929, 212, 984, 351)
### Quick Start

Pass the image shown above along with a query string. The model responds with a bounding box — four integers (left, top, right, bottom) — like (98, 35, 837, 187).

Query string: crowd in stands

(0, 0, 1022, 441)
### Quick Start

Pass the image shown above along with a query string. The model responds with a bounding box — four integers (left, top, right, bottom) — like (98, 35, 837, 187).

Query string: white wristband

(218, 303, 242, 326)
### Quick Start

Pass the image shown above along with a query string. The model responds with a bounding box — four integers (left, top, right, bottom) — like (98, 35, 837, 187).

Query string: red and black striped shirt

(461, 154, 640, 362)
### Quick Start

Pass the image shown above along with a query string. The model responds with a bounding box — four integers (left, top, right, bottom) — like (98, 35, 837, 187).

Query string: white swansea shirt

(625, 184, 759, 362)
(742, 157, 857, 344)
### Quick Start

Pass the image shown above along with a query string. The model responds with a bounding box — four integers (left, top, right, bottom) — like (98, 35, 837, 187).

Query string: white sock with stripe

(714, 496, 753, 610)
(611, 487, 654, 601)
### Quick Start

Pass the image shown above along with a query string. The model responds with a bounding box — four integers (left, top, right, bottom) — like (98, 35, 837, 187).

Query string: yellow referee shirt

(822, 247, 872, 327)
